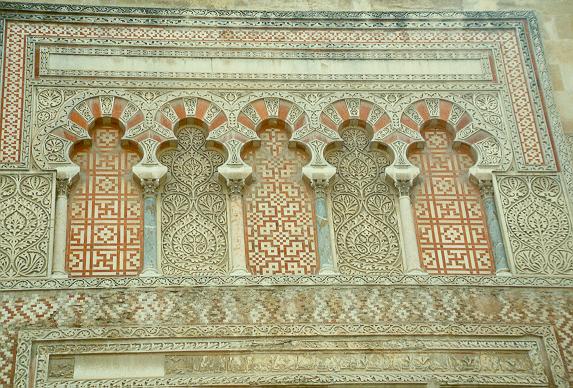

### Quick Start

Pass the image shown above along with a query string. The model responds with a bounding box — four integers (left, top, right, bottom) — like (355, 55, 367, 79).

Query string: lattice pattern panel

(67, 126, 143, 276)
(160, 126, 228, 275)
(325, 126, 401, 274)
(243, 128, 318, 275)
(410, 128, 494, 274)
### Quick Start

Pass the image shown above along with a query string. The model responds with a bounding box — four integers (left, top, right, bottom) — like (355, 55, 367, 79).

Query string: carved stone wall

(1, 4, 573, 386)
(243, 127, 318, 275)
(159, 126, 228, 275)
(325, 126, 401, 274)
(497, 174, 573, 276)
(0, 173, 54, 278)
(67, 125, 143, 276)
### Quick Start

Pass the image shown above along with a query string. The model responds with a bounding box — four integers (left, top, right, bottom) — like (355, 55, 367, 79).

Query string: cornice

(0, 2, 537, 23)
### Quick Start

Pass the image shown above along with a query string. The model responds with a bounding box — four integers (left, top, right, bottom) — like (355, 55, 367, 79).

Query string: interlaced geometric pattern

(410, 128, 494, 274)
(67, 126, 143, 276)
(243, 128, 318, 275)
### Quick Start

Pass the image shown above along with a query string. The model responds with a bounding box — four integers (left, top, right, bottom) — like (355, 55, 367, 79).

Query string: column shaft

(141, 179, 160, 277)
(312, 181, 337, 275)
(480, 181, 511, 275)
(396, 181, 426, 275)
(51, 179, 69, 278)
(228, 181, 250, 275)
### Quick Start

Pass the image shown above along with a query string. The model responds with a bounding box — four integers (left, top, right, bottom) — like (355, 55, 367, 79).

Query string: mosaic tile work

(243, 128, 318, 275)
(410, 127, 494, 274)
(0, 285, 572, 386)
(67, 126, 143, 276)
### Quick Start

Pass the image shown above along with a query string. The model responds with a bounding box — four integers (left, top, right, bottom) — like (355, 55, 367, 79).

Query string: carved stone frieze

(0, 172, 54, 278)
(14, 323, 566, 387)
(497, 174, 573, 276)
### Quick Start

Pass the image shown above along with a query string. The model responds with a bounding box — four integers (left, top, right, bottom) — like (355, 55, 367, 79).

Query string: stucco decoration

(497, 174, 573, 276)
(0, 172, 54, 278)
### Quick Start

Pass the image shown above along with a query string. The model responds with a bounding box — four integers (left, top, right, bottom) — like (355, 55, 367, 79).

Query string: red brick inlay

(410, 127, 494, 274)
(243, 127, 318, 275)
(67, 126, 143, 276)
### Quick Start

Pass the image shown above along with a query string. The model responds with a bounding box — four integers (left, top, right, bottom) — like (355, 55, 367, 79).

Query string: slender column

(140, 179, 161, 277)
(227, 179, 250, 275)
(312, 179, 337, 275)
(51, 178, 70, 278)
(478, 180, 511, 276)
(395, 180, 426, 275)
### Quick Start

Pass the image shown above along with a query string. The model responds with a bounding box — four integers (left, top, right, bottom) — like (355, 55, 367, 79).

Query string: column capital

(55, 178, 72, 197)
(227, 178, 245, 197)
(310, 178, 329, 199)
(394, 179, 413, 197)
(142, 178, 160, 198)
(478, 179, 494, 199)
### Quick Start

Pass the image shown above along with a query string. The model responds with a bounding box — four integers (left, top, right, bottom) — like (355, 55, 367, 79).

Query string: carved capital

(227, 179, 245, 197)
(311, 178, 329, 198)
(141, 178, 160, 198)
(395, 180, 412, 197)
(478, 179, 494, 199)
(55, 178, 71, 197)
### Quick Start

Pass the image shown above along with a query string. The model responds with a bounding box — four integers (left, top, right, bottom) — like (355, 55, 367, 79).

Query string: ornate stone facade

(0, 3, 572, 386)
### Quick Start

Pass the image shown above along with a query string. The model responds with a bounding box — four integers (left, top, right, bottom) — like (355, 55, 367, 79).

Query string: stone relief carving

(160, 126, 228, 275)
(325, 126, 401, 274)
(0, 172, 54, 278)
(15, 323, 567, 387)
(497, 174, 573, 276)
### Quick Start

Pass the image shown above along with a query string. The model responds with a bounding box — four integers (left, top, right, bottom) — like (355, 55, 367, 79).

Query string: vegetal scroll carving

(498, 175, 573, 276)
(326, 127, 401, 273)
(160, 126, 228, 275)
(0, 173, 53, 278)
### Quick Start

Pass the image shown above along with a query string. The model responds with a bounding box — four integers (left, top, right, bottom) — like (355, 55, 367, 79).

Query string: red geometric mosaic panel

(243, 127, 318, 275)
(67, 126, 143, 276)
(410, 127, 494, 274)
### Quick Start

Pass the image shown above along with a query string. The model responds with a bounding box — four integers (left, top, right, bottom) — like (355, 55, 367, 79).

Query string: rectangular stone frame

(14, 323, 568, 387)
